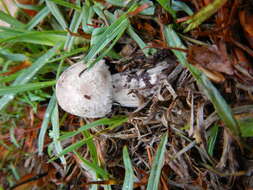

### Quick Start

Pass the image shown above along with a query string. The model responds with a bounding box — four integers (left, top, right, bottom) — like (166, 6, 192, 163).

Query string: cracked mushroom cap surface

(56, 61, 112, 118)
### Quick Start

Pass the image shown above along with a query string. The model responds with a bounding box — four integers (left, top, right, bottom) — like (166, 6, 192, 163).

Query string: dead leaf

(10, 173, 48, 190)
(233, 48, 253, 84)
(81, 179, 119, 186)
(132, 19, 158, 38)
(239, 9, 253, 48)
(187, 45, 234, 75)
(16, 0, 39, 17)
(66, 28, 91, 39)
(0, 60, 31, 76)
(128, 3, 150, 16)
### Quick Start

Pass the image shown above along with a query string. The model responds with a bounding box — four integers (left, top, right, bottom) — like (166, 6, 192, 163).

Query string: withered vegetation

(1, 0, 253, 190)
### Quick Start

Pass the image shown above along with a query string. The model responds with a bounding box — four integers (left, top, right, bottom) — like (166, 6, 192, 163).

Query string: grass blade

(0, 48, 26, 61)
(0, 72, 20, 83)
(74, 151, 110, 178)
(50, 104, 66, 166)
(48, 0, 81, 10)
(0, 30, 67, 46)
(104, 10, 155, 57)
(84, 15, 129, 65)
(83, 130, 99, 165)
(238, 118, 253, 137)
(64, 0, 84, 51)
(139, 0, 155, 16)
(90, 24, 126, 67)
(106, 0, 126, 7)
(207, 125, 219, 156)
(183, 0, 228, 32)
(26, 7, 50, 30)
(38, 94, 57, 155)
(122, 146, 134, 190)
(59, 138, 88, 156)
(15, 1, 41, 11)
(59, 116, 128, 141)
(48, 47, 88, 63)
(83, 4, 139, 66)
(0, 10, 25, 28)
(0, 81, 55, 95)
(164, 25, 240, 137)
(156, 0, 176, 18)
(172, 0, 193, 16)
(81, 3, 94, 33)
(0, 43, 62, 111)
(45, 0, 68, 30)
(127, 25, 155, 56)
(146, 133, 168, 190)
(59, 116, 128, 156)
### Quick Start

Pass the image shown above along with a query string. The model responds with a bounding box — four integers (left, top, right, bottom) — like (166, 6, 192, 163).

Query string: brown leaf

(0, 145, 12, 161)
(132, 20, 158, 38)
(233, 48, 253, 84)
(187, 45, 234, 75)
(239, 9, 253, 48)
(128, 3, 150, 16)
(10, 172, 48, 190)
(16, 0, 38, 17)
(234, 48, 253, 72)
(81, 179, 119, 186)
(0, 61, 31, 76)
(66, 28, 91, 39)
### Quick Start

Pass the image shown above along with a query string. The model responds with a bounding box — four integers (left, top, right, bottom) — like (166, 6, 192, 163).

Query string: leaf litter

(1, 0, 253, 190)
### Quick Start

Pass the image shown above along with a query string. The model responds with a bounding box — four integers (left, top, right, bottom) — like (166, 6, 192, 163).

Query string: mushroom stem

(112, 61, 170, 107)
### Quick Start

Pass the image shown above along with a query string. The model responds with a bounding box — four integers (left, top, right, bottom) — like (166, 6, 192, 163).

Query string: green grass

(0, 80, 55, 95)
(0, 9, 25, 28)
(122, 146, 134, 190)
(207, 125, 219, 156)
(38, 94, 57, 155)
(49, 103, 66, 167)
(147, 133, 168, 190)
(57, 116, 128, 157)
(183, 0, 228, 32)
(0, 44, 61, 110)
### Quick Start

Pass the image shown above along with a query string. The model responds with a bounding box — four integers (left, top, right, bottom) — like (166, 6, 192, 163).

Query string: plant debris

(1, 0, 253, 190)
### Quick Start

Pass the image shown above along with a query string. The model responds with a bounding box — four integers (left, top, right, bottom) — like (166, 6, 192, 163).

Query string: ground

(1, 0, 253, 190)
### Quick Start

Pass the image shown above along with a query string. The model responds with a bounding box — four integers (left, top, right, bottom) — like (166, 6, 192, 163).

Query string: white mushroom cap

(56, 60, 112, 118)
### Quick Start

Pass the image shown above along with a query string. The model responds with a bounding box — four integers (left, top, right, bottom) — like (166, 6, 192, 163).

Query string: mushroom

(56, 60, 170, 118)
(56, 60, 112, 118)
